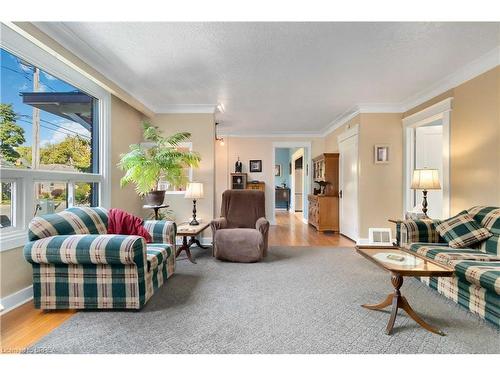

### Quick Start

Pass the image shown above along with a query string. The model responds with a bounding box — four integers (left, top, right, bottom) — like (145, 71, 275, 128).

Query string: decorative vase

(144, 190, 166, 206)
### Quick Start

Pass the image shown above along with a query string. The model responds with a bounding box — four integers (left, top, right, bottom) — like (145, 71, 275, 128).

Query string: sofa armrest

(400, 219, 443, 248)
(143, 220, 176, 248)
(256, 217, 270, 256)
(211, 217, 228, 233)
(24, 234, 147, 267)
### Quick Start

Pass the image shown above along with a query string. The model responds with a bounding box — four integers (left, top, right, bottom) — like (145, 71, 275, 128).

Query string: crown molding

(154, 104, 219, 114)
(321, 107, 360, 137)
(219, 131, 323, 138)
(399, 45, 500, 112)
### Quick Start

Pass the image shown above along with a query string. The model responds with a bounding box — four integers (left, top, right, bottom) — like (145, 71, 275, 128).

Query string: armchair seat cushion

(214, 228, 264, 263)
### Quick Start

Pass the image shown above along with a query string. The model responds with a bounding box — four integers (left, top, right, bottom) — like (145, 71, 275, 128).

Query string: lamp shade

(410, 169, 441, 190)
(185, 182, 204, 199)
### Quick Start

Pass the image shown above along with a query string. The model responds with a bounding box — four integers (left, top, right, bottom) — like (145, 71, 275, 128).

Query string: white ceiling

(34, 22, 500, 135)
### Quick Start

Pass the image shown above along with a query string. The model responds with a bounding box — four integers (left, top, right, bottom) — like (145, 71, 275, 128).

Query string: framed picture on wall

(249, 160, 262, 172)
(374, 144, 390, 164)
(275, 164, 281, 176)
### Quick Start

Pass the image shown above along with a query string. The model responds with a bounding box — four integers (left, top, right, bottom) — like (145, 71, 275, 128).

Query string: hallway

(268, 211, 354, 247)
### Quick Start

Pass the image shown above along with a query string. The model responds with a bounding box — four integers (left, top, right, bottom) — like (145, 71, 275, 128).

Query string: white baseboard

(0, 285, 33, 315)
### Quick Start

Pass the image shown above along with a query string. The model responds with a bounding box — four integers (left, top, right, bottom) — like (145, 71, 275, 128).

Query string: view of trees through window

(1, 48, 96, 172)
(1, 47, 99, 221)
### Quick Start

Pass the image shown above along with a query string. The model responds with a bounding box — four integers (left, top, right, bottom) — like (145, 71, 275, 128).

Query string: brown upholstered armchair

(211, 190, 270, 262)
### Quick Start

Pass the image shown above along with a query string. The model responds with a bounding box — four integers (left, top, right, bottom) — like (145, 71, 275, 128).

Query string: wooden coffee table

(176, 222, 210, 264)
(356, 245, 454, 336)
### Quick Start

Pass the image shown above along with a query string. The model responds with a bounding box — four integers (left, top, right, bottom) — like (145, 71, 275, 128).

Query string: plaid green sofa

(399, 206, 500, 328)
(24, 207, 176, 310)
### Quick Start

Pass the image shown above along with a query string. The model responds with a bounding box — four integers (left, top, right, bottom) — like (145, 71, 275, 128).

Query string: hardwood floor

(1, 210, 353, 352)
(1, 302, 75, 353)
(269, 211, 355, 247)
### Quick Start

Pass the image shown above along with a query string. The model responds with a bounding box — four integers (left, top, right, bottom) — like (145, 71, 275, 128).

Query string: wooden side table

(176, 222, 210, 264)
(356, 245, 454, 335)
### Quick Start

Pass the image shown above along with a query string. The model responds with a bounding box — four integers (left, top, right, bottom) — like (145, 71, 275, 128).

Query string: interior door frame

(272, 141, 312, 224)
(291, 148, 305, 213)
(337, 124, 360, 241)
(402, 97, 452, 218)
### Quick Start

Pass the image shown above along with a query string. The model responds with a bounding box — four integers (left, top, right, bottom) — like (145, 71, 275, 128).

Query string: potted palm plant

(118, 121, 201, 206)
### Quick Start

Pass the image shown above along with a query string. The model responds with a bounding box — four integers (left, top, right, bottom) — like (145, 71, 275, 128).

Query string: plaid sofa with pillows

(24, 207, 176, 310)
(399, 206, 500, 328)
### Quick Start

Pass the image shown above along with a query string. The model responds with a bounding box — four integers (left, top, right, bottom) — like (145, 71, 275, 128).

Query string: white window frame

(0, 25, 111, 251)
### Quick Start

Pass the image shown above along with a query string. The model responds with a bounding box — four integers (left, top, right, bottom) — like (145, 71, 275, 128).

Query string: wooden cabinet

(309, 152, 340, 232)
(231, 173, 247, 189)
(246, 181, 265, 191)
(308, 195, 339, 232)
(312, 153, 339, 196)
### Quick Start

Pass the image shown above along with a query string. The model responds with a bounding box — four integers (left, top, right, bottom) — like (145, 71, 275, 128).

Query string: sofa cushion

(28, 207, 109, 241)
(453, 260, 500, 295)
(146, 244, 173, 272)
(408, 243, 500, 267)
(436, 212, 492, 248)
(467, 206, 500, 236)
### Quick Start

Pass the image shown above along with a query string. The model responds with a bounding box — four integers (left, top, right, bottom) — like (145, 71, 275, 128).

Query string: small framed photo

(249, 160, 262, 173)
(374, 144, 389, 164)
(274, 164, 281, 177)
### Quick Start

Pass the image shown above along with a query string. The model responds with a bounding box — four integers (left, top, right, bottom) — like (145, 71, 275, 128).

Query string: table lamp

(185, 182, 204, 225)
(410, 169, 441, 217)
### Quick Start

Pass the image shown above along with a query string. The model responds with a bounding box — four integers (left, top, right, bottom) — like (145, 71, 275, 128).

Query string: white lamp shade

(410, 169, 441, 190)
(185, 182, 204, 199)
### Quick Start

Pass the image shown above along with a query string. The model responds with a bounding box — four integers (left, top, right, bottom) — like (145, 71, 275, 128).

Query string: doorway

(272, 141, 312, 225)
(403, 98, 451, 218)
(292, 150, 304, 213)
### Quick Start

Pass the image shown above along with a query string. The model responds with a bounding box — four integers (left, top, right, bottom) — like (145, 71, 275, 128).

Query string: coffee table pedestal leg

(362, 274, 446, 336)
(175, 235, 209, 264)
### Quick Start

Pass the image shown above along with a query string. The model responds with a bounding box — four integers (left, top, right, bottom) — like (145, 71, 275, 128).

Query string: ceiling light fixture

(215, 122, 224, 146)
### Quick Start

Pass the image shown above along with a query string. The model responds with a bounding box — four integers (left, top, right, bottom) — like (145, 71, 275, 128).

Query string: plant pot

(144, 190, 166, 206)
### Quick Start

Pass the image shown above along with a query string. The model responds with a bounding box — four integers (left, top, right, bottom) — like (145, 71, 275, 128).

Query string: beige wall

(324, 113, 403, 238)
(0, 247, 33, 299)
(152, 114, 215, 239)
(404, 66, 500, 214)
(111, 96, 146, 216)
(215, 137, 325, 221)
(449, 67, 500, 212)
(0, 95, 145, 300)
(324, 115, 360, 153)
(358, 113, 403, 237)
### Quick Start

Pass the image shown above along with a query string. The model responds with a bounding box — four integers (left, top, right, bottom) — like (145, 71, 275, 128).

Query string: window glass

(34, 182, 68, 216)
(74, 182, 97, 207)
(0, 181, 13, 229)
(1, 48, 97, 173)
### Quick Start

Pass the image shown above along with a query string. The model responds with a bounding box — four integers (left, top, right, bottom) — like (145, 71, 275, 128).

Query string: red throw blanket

(107, 208, 152, 243)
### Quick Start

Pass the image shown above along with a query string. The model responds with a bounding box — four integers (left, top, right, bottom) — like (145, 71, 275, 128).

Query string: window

(0, 181, 14, 229)
(0, 25, 110, 250)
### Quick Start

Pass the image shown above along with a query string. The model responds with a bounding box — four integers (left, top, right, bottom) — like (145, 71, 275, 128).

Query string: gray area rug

(29, 246, 499, 354)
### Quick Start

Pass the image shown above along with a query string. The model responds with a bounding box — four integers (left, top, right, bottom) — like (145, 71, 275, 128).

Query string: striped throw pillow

(436, 212, 492, 248)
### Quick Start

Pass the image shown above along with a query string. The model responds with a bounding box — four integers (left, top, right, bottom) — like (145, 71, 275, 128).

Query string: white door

(339, 134, 359, 241)
(414, 125, 443, 218)
(295, 167, 303, 211)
